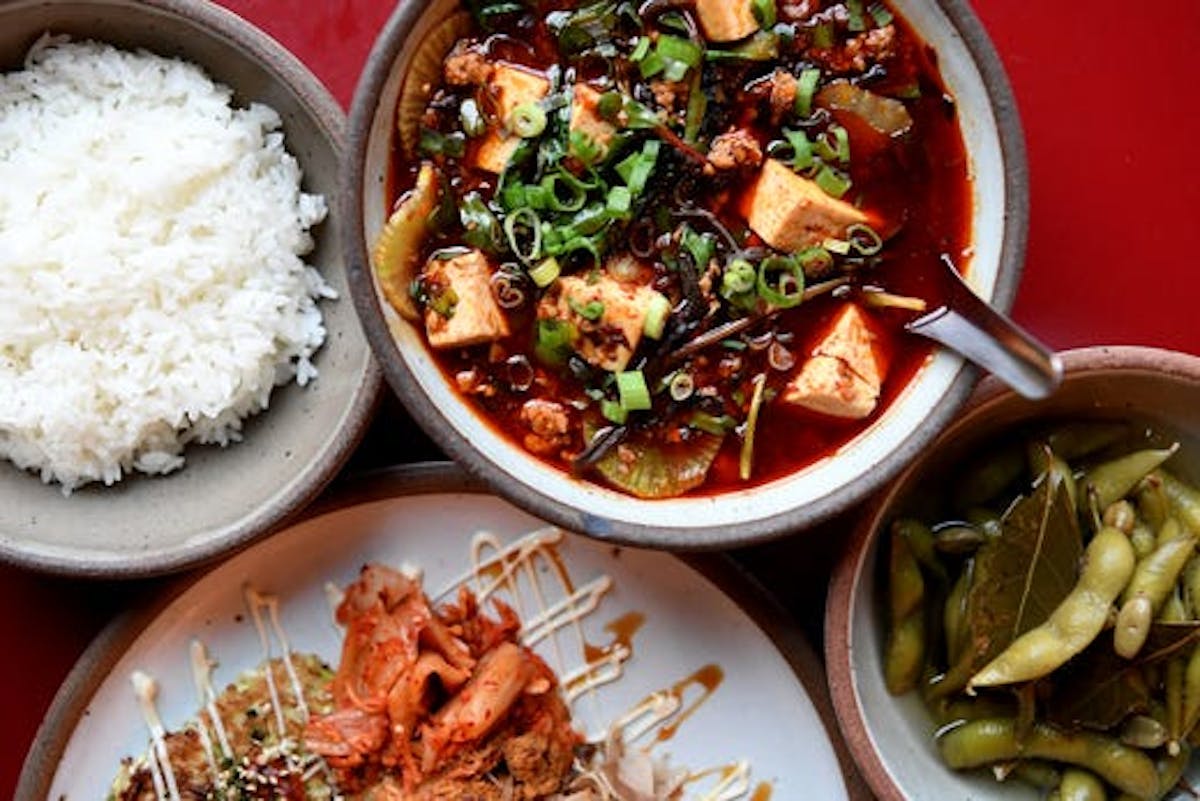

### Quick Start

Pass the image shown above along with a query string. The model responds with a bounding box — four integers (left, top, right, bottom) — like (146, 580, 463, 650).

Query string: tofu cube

(537, 272, 659, 373)
(696, 0, 760, 43)
(422, 250, 510, 349)
(783, 303, 889, 419)
(570, 84, 617, 157)
(469, 63, 550, 175)
(745, 159, 869, 252)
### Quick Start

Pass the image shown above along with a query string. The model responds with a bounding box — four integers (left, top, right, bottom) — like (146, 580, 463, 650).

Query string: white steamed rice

(0, 37, 332, 492)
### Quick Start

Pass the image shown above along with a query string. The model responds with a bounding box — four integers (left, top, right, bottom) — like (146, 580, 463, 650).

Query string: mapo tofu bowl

(826, 346, 1200, 799)
(345, 0, 1026, 547)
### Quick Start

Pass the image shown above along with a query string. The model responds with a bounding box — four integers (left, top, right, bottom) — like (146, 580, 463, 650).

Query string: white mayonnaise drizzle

(130, 671, 181, 801)
(189, 640, 233, 788)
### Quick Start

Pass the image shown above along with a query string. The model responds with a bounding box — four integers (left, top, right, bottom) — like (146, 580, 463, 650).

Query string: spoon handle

(906, 262, 1063, 400)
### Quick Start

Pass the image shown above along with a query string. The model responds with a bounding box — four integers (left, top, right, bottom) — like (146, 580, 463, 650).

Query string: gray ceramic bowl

(826, 346, 1200, 800)
(345, 0, 1028, 550)
(0, 0, 381, 577)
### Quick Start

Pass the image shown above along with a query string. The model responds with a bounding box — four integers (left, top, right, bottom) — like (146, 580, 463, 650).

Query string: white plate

(23, 465, 860, 799)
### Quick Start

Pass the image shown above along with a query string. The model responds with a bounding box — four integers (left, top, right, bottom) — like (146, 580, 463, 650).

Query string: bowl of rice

(0, 0, 381, 576)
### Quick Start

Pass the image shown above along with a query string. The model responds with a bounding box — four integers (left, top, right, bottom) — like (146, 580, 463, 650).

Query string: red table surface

(4, 1, 1199, 796)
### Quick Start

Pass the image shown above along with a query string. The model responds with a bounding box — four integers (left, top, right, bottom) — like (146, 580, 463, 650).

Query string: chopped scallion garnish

(752, 0, 777, 28)
(796, 68, 821, 118)
(504, 207, 543, 264)
(668, 371, 695, 402)
(528, 257, 561, 288)
(630, 36, 651, 62)
(643, 291, 671, 340)
(811, 22, 834, 49)
(570, 296, 606, 321)
(847, 223, 884, 256)
(870, 2, 894, 27)
(797, 246, 834, 275)
(816, 124, 851, 165)
(689, 411, 737, 436)
(721, 259, 757, 297)
(823, 238, 852, 256)
(815, 164, 852, 198)
(509, 103, 547, 138)
(848, 0, 866, 32)
(616, 370, 652, 411)
(601, 399, 628, 425)
(606, 185, 633, 218)
(757, 255, 806, 308)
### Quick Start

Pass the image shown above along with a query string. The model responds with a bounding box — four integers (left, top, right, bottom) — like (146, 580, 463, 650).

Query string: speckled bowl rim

(824, 345, 1200, 800)
(0, 0, 383, 578)
(16, 461, 872, 801)
(343, 0, 1029, 551)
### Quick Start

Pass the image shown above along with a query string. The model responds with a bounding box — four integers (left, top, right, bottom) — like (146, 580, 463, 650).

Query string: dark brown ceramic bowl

(0, 0, 381, 577)
(344, 0, 1028, 550)
(826, 346, 1200, 799)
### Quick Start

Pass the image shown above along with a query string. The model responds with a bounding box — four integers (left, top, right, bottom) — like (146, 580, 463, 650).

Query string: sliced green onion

(739, 373, 767, 480)
(722, 338, 748, 351)
(616, 370, 652, 412)
(815, 164, 852, 198)
(797, 246, 834, 275)
(784, 128, 814, 171)
(597, 90, 624, 121)
(639, 50, 667, 79)
(796, 68, 821, 118)
(601, 399, 628, 425)
(690, 411, 737, 436)
(460, 98, 486, 138)
(630, 36, 652, 62)
(509, 102, 547, 138)
(682, 227, 716, 269)
(570, 297, 606, 321)
(534, 319, 576, 367)
(722, 258, 757, 296)
(541, 173, 588, 212)
(615, 140, 661, 194)
(568, 130, 605, 165)
(606, 185, 633, 218)
(823, 237, 852, 255)
(752, 0, 777, 28)
(757, 255, 806, 308)
(816, 124, 851, 165)
(870, 2, 894, 27)
(528, 257, 561, 288)
(847, 0, 866, 32)
(643, 291, 671, 340)
(705, 31, 780, 62)
(847, 223, 884, 255)
(657, 35, 703, 69)
(669, 371, 695, 402)
(504, 207, 543, 264)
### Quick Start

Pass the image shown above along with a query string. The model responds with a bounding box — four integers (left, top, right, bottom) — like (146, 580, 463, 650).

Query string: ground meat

(443, 42, 493, 87)
(521, 399, 571, 456)
(844, 25, 897, 71)
(707, 129, 764, 171)
(768, 69, 798, 125)
(780, 0, 818, 22)
(649, 78, 688, 111)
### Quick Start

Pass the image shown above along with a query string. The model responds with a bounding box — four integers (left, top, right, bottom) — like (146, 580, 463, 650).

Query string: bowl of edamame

(826, 345, 1200, 801)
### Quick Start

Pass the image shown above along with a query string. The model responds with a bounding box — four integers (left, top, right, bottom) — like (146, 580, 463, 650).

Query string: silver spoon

(905, 256, 1063, 400)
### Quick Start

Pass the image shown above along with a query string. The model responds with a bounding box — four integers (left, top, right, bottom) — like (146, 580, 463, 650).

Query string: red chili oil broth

(385, 2, 973, 497)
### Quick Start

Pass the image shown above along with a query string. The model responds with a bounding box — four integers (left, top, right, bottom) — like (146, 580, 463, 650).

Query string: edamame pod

(1155, 469, 1200, 535)
(969, 526, 1135, 689)
(1120, 532, 1196, 615)
(885, 527, 926, 694)
(1103, 500, 1136, 535)
(1084, 445, 1179, 512)
(1056, 768, 1108, 801)
(956, 443, 1026, 508)
(894, 518, 947, 581)
(944, 562, 971, 665)
(938, 718, 1158, 798)
(1114, 595, 1152, 659)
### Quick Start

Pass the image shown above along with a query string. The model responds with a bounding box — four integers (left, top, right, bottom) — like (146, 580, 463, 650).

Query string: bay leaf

(942, 470, 1083, 690)
(1043, 622, 1200, 731)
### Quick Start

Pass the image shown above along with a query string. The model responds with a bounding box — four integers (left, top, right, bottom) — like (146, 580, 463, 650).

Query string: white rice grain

(0, 38, 331, 492)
